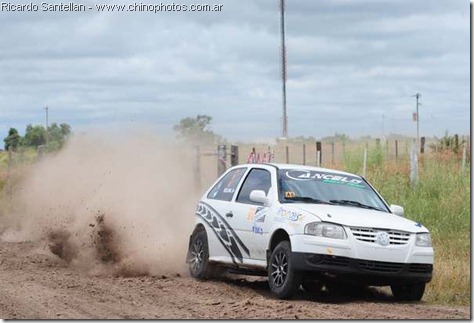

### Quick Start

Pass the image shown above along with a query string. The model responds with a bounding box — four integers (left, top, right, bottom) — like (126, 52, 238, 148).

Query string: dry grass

(424, 233, 470, 305)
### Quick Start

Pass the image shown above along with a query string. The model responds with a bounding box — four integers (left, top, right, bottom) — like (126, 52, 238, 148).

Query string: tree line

(3, 123, 71, 152)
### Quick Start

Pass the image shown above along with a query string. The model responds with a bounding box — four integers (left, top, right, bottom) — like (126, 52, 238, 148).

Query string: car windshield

(278, 169, 389, 213)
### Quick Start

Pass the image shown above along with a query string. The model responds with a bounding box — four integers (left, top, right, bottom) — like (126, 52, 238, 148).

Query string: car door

(230, 167, 274, 262)
(200, 167, 249, 265)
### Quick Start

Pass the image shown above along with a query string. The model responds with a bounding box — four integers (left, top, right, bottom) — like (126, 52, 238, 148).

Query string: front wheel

(391, 283, 426, 301)
(188, 230, 215, 280)
(268, 241, 300, 299)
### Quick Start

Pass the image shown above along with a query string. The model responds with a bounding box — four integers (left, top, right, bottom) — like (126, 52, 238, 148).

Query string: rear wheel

(188, 230, 215, 279)
(391, 283, 426, 301)
(268, 241, 300, 299)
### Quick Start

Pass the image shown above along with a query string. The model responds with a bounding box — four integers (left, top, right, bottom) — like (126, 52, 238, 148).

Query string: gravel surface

(0, 241, 469, 319)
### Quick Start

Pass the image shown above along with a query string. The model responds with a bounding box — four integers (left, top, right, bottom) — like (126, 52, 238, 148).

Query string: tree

(23, 124, 46, 147)
(3, 128, 21, 151)
(60, 123, 71, 137)
(173, 115, 222, 144)
(47, 123, 72, 150)
(21, 123, 72, 150)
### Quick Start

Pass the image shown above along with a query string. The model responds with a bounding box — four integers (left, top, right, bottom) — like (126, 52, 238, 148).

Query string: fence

(193, 136, 470, 189)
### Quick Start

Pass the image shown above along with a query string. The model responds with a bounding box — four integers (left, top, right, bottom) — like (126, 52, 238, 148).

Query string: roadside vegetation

(0, 123, 72, 218)
(342, 141, 470, 305)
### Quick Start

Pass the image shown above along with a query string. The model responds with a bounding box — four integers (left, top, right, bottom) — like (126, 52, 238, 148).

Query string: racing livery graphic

(196, 202, 250, 262)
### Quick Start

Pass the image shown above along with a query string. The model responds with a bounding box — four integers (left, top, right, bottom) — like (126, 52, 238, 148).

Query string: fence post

(316, 141, 322, 166)
(420, 137, 425, 154)
(217, 144, 227, 177)
(285, 146, 289, 164)
(410, 140, 418, 187)
(331, 141, 335, 165)
(302, 144, 306, 165)
(395, 140, 398, 161)
(462, 144, 467, 173)
(230, 145, 239, 166)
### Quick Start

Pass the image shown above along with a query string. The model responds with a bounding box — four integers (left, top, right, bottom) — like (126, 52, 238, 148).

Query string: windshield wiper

(329, 199, 384, 211)
(285, 196, 333, 204)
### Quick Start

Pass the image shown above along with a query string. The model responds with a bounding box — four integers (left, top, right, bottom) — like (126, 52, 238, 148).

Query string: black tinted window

(236, 169, 271, 205)
(207, 168, 246, 201)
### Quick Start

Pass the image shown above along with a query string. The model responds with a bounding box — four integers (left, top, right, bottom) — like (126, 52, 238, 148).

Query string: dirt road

(0, 241, 469, 319)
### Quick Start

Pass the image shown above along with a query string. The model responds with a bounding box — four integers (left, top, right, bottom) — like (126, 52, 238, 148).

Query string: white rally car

(186, 164, 434, 301)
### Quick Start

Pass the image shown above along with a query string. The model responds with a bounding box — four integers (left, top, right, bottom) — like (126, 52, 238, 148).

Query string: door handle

(225, 211, 233, 218)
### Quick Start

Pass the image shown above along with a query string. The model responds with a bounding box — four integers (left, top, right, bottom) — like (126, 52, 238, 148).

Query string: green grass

(346, 150, 471, 305)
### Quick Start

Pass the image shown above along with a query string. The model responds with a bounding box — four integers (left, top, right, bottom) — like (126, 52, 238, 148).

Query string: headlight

(415, 233, 432, 247)
(305, 222, 347, 239)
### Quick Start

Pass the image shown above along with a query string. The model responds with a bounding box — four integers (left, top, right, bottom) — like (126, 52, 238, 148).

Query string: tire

(391, 283, 426, 301)
(188, 230, 215, 280)
(268, 241, 300, 299)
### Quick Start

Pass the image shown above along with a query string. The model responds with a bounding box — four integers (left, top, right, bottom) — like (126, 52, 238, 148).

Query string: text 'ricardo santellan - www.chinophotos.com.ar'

(1, 2, 224, 13)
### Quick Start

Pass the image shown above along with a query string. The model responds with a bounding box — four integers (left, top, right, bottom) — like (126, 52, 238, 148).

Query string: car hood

(290, 204, 428, 233)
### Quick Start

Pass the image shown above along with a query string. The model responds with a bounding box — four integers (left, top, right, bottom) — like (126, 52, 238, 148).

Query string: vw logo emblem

(375, 232, 390, 246)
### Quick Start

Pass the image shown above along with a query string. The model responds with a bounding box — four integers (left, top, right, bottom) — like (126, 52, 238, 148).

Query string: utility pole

(280, 0, 288, 139)
(412, 93, 421, 146)
(44, 106, 49, 148)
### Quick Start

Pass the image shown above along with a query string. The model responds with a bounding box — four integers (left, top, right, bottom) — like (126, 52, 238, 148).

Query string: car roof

(238, 163, 362, 178)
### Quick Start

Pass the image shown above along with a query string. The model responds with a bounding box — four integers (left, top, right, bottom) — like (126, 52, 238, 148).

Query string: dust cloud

(0, 131, 204, 277)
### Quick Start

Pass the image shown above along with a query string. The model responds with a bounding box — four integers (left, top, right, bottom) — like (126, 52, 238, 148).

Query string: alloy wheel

(270, 251, 288, 287)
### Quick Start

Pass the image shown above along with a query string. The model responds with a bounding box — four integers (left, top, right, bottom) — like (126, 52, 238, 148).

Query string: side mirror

(390, 204, 404, 217)
(250, 190, 271, 207)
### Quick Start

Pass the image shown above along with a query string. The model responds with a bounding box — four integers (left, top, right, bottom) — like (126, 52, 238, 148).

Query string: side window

(207, 168, 247, 201)
(236, 168, 271, 205)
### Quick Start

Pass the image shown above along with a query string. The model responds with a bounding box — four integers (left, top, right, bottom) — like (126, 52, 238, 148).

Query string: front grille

(350, 227, 411, 245)
(408, 263, 433, 274)
(357, 259, 404, 273)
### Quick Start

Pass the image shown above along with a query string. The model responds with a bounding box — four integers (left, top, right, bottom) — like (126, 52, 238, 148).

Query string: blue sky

(0, 0, 470, 141)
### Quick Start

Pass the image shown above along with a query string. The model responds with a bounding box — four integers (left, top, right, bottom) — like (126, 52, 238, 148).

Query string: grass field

(355, 150, 470, 305)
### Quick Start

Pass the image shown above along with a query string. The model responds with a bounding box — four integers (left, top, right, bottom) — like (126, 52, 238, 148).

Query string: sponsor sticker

(278, 207, 304, 222)
(252, 225, 264, 235)
(284, 170, 366, 188)
(285, 191, 296, 198)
